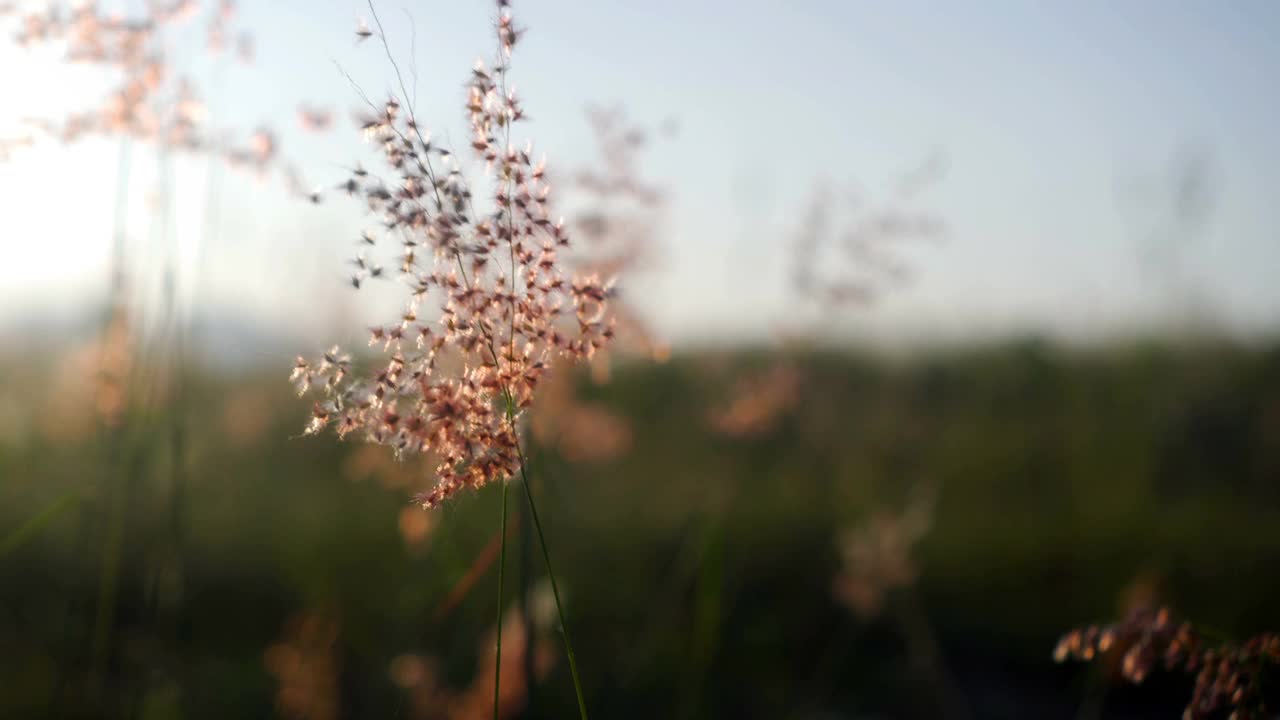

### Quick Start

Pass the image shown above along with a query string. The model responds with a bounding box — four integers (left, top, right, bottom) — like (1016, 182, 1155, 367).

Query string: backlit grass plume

(1056, 606, 1280, 719)
(291, 4, 606, 716)
(290, 1, 616, 510)
(5, 0, 253, 152)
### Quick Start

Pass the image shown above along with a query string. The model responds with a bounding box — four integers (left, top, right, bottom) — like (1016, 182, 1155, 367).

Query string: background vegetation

(3, 339, 1277, 719)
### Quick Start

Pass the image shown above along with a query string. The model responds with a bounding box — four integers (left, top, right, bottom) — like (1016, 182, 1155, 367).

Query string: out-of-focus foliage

(2, 340, 1279, 719)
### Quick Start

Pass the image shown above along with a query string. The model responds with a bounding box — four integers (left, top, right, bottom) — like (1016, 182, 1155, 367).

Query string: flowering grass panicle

(1055, 606, 1280, 719)
(6, 0, 251, 150)
(522, 108, 673, 463)
(290, 1, 616, 510)
(529, 368, 632, 463)
(387, 606, 556, 720)
(832, 487, 933, 619)
(790, 153, 946, 314)
(707, 362, 801, 438)
(264, 610, 341, 720)
(564, 106, 671, 360)
(2, 1, 321, 195)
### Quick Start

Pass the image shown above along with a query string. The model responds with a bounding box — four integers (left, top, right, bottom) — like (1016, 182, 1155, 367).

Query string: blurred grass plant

(1056, 606, 1280, 719)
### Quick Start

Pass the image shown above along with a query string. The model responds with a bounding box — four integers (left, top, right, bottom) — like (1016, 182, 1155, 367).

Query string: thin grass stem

(493, 479, 509, 720)
(514, 448, 589, 720)
(0, 489, 79, 559)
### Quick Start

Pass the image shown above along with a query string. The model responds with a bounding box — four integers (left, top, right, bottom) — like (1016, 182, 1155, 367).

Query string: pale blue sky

(2, 0, 1278, 348)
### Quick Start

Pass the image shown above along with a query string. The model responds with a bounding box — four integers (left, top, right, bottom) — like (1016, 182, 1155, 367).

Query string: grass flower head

(291, 0, 617, 510)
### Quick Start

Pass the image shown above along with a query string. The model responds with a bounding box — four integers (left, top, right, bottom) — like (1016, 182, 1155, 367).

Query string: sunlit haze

(3, 0, 1279, 353)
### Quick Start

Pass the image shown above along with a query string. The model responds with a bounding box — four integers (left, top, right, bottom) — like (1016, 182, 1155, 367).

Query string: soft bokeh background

(1, 1, 1278, 718)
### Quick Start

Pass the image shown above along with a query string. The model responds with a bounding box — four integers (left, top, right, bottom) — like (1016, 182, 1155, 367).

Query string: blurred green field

(2, 339, 1279, 719)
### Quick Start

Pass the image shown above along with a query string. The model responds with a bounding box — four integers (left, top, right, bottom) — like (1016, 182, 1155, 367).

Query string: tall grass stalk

(296, 4, 615, 717)
(493, 480, 509, 720)
(518, 459, 536, 706)
(515, 446, 590, 720)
